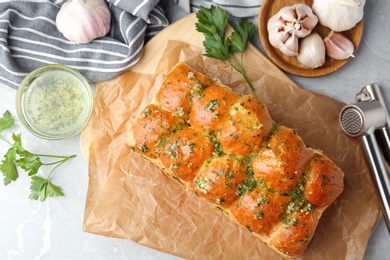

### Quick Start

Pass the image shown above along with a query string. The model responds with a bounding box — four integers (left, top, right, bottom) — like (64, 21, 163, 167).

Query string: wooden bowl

(258, 0, 364, 77)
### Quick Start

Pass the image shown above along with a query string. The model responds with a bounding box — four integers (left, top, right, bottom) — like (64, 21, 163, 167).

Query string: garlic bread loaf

(128, 62, 344, 257)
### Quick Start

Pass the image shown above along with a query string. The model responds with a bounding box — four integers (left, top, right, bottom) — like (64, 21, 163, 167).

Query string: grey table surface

(0, 1, 388, 260)
(159, 0, 390, 259)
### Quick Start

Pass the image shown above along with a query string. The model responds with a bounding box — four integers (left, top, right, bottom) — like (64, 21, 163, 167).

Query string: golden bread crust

(128, 62, 344, 257)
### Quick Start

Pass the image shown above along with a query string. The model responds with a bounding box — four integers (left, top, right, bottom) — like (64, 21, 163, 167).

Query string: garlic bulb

(56, 0, 111, 44)
(267, 4, 318, 56)
(312, 0, 365, 32)
(324, 31, 355, 60)
(297, 33, 325, 68)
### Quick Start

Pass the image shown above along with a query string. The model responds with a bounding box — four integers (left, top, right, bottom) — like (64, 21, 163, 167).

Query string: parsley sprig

(195, 5, 256, 91)
(0, 110, 76, 201)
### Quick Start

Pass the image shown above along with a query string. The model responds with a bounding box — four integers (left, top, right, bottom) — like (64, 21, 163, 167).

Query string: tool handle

(361, 134, 390, 233)
(375, 127, 390, 165)
(363, 84, 390, 165)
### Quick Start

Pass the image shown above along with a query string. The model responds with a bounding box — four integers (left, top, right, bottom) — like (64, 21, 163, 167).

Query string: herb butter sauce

(16, 65, 93, 140)
(25, 70, 87, 135)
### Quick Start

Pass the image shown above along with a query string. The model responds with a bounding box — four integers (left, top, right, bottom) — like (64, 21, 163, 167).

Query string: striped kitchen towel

(0, 0, 168, 89)
(175, 0, 262, 19)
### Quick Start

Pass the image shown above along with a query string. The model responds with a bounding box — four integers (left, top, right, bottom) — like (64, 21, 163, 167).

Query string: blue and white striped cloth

(0, 0, 168, 89)
(0, 0, 261, 89)
(176, 0, 261, 19)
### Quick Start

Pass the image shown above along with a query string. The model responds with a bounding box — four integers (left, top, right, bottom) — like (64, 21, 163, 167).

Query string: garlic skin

(268, 4, 318, 56)
(297, 33, 326, 68)
(324, 31, 355, 60)
(312, 0, 365, 32)
(56, 0, 111, 44)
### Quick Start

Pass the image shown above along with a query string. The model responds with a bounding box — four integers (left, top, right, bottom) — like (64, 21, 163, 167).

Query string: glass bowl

(16, 64, 93, 140)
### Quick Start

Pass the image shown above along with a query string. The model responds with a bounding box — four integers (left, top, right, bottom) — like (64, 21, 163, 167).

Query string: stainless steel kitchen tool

(340, 83, 390, 233)
(356, 83, 390, 165)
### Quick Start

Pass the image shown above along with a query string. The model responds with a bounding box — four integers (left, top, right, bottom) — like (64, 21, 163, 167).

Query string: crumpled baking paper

(80, 40, 381, 259)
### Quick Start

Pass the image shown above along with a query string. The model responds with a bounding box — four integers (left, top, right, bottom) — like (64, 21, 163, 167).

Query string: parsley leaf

(17, 150, 42, 176)
(203, 33, 230, 60)
(1, 147, 18, 185)
(0, 110, 75, 201)
(11, 133, 42, 176)
(229, 19, 256, 54)
(11, 133, 25, 153)
(29, 176, 64, 201)
(195, 5, 227, 38)
(0, 110, 14, 133)
(196, 5, 256, 91)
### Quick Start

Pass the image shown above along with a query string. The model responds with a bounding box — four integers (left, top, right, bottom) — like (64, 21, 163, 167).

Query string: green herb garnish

(0, 110, 76, 201)
(204, 99, 220, 112)
(196, 5, 256, 91)
(212, 138, 223, 158)
(194, 177, 212, 190)
(237, 177, 257, 197)
(285, 184, 314, 215)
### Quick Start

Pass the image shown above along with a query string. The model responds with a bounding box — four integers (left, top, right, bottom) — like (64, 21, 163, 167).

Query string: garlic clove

(268, 18, 299, 56)
(293, 4, 319, 38)
(267, 4, 318, 56)
(268, 30, 299, 56)
(56, 0, 111, 44)
(324, 31, 355, 60)
(300, 16, 319, 33)
(279, 8, 297, 25)
(297, 33, 326, 68)
(283, 34, 299, 56)
(312, 0, 365, 32)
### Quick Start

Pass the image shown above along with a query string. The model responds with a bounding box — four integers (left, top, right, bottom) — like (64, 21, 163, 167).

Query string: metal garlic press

(340, 83, 390, 233)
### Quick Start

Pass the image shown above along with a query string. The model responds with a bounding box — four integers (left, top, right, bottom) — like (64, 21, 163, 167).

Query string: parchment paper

(80, 40, 381, 259)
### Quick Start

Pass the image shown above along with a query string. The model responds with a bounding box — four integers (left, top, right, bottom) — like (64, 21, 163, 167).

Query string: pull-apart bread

(128, 62, 344, 257)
